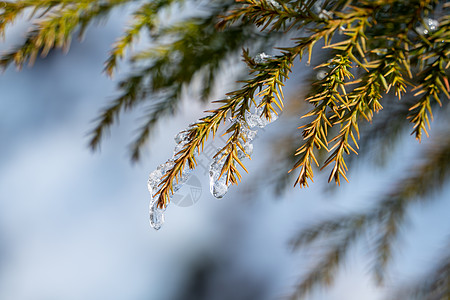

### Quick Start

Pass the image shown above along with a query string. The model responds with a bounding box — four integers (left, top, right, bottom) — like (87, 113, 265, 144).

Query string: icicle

(149, 197, 165, 230)
(209, 155, 229, 198)
(147, 126, 198, 230)
(148, 160, 174, 230)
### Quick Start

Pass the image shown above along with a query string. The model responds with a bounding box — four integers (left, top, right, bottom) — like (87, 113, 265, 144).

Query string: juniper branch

(289, 129, 450, 297)
(0, 0, 131, 70)
(408, 15, 450, 140)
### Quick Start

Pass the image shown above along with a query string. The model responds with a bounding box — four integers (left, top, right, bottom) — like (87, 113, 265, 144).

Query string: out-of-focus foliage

(1, 0, 449, 299)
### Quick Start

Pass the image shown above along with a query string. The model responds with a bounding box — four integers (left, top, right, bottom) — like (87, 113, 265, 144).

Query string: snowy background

(0, 7, 449, 300)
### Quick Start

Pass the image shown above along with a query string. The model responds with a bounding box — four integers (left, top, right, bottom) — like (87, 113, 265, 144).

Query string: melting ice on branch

(147, 129, 195, 230)
(208, 105, 278, 199)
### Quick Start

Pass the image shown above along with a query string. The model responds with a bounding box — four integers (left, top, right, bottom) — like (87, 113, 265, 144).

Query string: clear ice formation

(267, 0, 281, 9)
(149, 103, 280, 227)
(416, 18, 439, 35)
(254, 52, 272, 64)
(209, 105, 278, 199)
(148, 160, 174, 230)
(245, 107, 278, 128)
(147, 130, 195, 230)
(312, 0, 333, 20)
(209, 155, 229, 199)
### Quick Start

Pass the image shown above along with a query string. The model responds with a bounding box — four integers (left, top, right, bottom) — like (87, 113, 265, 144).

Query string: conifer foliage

(1, 0, 449, 298)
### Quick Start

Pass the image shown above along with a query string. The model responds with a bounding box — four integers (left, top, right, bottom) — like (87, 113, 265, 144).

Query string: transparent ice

(147, 127, 196, 230)
(237, 142, 254, 159)
(209, 116, 264, 199)
(318, 10, 333, 20)
(245, 107, 278, 128)
(426, 18, 439, 31)
(209, 155, 229, 199)
(416, 18, 439, 35)
(148, 160, 174, 230)
(267, 0, 281, 9)
(313, 0, 332, 20)
(254, 52, 272, 64)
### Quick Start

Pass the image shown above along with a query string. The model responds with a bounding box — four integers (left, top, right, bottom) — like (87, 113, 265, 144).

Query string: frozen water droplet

(327, 59, 336, 69)
(425, 18, 439, 31)
(318, 10, 333, 20)
(267, 0, 281, 9)
(316, 70, 328, 80)
(211, 178, 228, 198)
(416, 18, 439, 35)
(173, 130, 191, 158)
(374, 49, 387, 56)
(305, 62, 311, 67)
(254, 52, 272, 64)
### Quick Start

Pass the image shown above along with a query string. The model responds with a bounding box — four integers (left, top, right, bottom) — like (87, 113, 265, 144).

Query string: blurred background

(0, 6, 449, 300)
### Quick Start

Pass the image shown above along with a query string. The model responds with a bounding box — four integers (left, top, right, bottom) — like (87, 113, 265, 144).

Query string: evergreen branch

(290, 224, 364, 300)
(350, 95, 448, 168)
(408, 17, 450, 140)
(154, 50, 294, 208)
(104, 0, 184, 77)
(90, 10, 266, 155)
(289, 130, 450, 297)
(290, 214, 367, 250)
(129, 91, 180, 162)
(371, 130, 450, 283)
(0, 0, 131, 70)
(323, 44, 411, 184)
(88, 72, 148, 151)
(287, 6, 377, 187)
(290, 54, 353, 187)
(0, 0, 95, 37)
(216, 0, 310, 32)
(408, 55, 449, 140)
